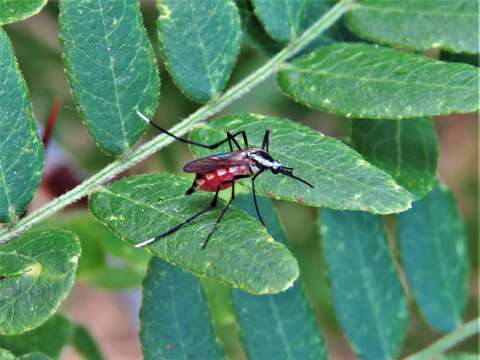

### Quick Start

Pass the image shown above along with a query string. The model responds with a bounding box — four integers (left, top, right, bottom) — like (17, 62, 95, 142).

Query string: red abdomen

(196, 165, 251, 192)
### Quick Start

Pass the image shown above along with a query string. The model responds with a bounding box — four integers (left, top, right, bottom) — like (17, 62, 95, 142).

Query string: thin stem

(0, 0, 352, 244)
(404, 318, 480, 360)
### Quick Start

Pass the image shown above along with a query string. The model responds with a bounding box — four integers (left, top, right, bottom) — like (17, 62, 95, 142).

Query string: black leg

(240, 131, 249, 148)
(205, 130, 248, 150)
(201, 182, 236, 249)
(137, 111, 248, 150)
(261, 129, 270, 152)
(185, 183, 196, 195)
(226, 132, 237, 151)
(251, 170, 265, 226)
(135, 186, 221, 248)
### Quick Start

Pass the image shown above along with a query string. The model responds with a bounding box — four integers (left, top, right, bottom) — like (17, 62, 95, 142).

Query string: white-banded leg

(135, 186, 221, 248)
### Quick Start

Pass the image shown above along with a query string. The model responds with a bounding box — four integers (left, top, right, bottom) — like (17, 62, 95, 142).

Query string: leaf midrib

(0, 252, 42, 315)
(427, 196, 461, 323)
(352, 226, 392, 359)
(283, 0, 296, 40)
(287, 65, 474, 92)
(0, 161, 13, 219)
(355, 4, 477, 18)
(188, 1, 216, 97)
(97, 186, 214, 228)
(268, 296, 294, 360)
(169, 280, 188, 360)
(97, 0, 128, 151)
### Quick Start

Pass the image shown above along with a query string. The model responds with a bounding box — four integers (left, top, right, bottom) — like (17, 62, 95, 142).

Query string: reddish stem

(42, 98, 61, 148)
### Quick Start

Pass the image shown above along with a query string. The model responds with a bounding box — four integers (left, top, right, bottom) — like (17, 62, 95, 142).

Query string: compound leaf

(0, 229, 80, 335)
(71, 325, 103, 360)
(157, 0, 241, 103)
(88, 173, 299, 294)
(251, 0, 332, 43)
(319, 210, 408, 360)
(140, 258, 224, 360)
(347, 0, 479, 54)
(232, 194, 326, 359)
(0, 28, 44, 223)
(277, 43, 479, 119)
(397, 185, 469, 332)
(352, 117, 438, 200)
(59, 0, 160, 156)
(190, 113, 412, 214)
(0, 0, 47, 25)
(0, 314, 73, 358)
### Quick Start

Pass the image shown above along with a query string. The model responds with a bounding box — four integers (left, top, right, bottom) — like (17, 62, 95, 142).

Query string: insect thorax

(246, 148, 281, 172)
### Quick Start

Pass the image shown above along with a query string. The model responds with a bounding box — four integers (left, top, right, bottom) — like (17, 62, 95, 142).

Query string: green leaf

(53, 212, 149, 289)
(0, 0, 47, 25)
(277, 43, 479, 119)
(0, 28, 44, 223)
(59, 0, 160, 156)
(88, 173, 299, 294)
(0, 314, 73, 358)
(397, 184, 469, 332)
(140, 258, 224, 359)
(232, 194, 326, 359)
(0, 229, 80, 335)
(0, 349, 14, 360)
(440, 354, 480, 360)
(319, 209, 408, 360)
(190, 113, 412, 214)
(17, 353, 52, 360)
(351, 117, 438, 200)
(157, 0, 241, 103)
(236, 0, 282, 55)
(71, 325, 103, 360)
(251, 0, 332, 43)
(346, 0, 479, 54)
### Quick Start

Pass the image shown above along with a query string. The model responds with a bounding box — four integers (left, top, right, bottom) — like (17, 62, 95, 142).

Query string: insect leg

(251, 170, 266, 226)
(137, 111, 248, 150)
(228, 131, 249, 148)
(202, 181, 236, 249)
(185, 175, 200, 196)
(185, 183, 196, 195)
(227, 131, 241, 150)
(135, 186, 220, 248)
(208, 130, 248, 150)
(261, 129, 270, 152)
(241, 131, 249, 148)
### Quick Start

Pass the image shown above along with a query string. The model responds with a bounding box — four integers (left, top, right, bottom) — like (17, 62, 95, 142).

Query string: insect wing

(183, 152, 245, 173)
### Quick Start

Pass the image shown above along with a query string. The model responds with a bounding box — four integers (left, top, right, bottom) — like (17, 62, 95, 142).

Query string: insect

(135, 111, 313, 249)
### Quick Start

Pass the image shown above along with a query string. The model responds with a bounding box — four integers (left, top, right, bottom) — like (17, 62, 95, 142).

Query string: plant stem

(0, 0, 352, 244)
(404, 318, 480, 360)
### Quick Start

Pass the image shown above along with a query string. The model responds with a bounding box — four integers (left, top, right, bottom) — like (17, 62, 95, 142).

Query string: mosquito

(135, 111, 313, 249)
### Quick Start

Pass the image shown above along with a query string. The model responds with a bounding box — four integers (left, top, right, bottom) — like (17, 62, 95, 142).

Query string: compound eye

(271, 168, 279, 174)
